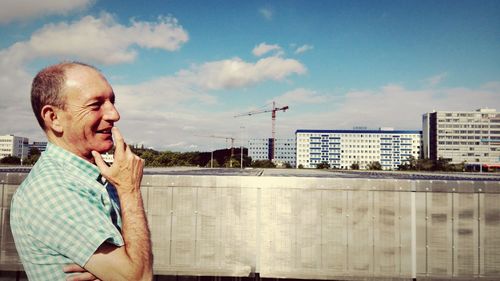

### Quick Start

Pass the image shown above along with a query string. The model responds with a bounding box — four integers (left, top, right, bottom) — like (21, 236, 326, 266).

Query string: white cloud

(423, 72, 448, 87)
(106, 55, 306, 149)
(252, 43, 283, 57)
(0, 13, 189, 65)
(294, 44, 314, 54)
(0, 0, 94, 24)
(280, 82, 500, 132)
(259, 8, 273, 20)
(178, 56, 307, 90)
(270, 88, 328, 106)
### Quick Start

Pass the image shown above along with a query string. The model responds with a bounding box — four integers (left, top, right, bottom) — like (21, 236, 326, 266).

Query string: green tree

(225, 157, 240, 168)
(1, 156, 21, 165)
(367, 161, 382, 170)
(251, 160, 276, 168)
(350, 162, 360, 170)
(298, 164, 304, 169)
(316, 161, 330, 169)
(23, 147, 41, 165)
(416, 158, 434, 171)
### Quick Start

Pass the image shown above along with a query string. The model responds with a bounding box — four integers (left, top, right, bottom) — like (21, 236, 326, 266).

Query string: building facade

(296, 129, 422, 170)
(30, 141, 48, 153)
(248, 138, 296, 166)
(0, 135, 29, 160)
(422, 108, 500, 164)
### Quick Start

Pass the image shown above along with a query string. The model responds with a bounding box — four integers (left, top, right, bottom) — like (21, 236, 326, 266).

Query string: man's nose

(104, 102, 120, 122)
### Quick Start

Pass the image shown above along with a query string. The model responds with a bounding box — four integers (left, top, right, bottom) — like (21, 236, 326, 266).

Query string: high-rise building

(296, 129, 422, 170)
(248, 138, 296, 166)
(30, 141, 48, 153)
(422, 108, 500, 164)
(0, 135, 29, 160)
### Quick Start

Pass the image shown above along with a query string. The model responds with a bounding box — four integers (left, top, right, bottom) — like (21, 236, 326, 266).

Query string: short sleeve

(27, 180, 124, 266)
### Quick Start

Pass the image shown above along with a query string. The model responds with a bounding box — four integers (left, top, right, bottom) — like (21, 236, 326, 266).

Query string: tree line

(0, 146, 263, 168)
(313, 155, 465, 172)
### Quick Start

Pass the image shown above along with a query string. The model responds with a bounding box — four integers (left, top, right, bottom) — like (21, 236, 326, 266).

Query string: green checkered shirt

(11, 143, 124, 280)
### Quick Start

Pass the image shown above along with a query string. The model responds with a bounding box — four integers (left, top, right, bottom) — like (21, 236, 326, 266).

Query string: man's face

(57, 66, 120, 161)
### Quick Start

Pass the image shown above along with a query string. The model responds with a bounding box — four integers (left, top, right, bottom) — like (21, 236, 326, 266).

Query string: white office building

(248, 138, 296, 167)
(423, 108, 500, 164)
(296, 129, 422, 170)
(0, 135, 29, 160)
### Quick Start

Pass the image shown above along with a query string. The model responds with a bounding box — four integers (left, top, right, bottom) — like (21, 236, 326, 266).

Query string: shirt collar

(45, 142, 101, 181)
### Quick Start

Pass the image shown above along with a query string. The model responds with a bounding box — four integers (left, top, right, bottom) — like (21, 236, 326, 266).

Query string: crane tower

(234, 101, 289, 160)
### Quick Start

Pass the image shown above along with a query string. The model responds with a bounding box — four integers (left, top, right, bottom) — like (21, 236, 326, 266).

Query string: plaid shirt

(11, 143, 124, 280)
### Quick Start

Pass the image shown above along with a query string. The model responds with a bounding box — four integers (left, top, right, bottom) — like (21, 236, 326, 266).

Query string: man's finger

(92, 151, 108, 173)
(63, 263, 85, 273)
(112, 127, 125, 152)
(66, 272, 98, 281)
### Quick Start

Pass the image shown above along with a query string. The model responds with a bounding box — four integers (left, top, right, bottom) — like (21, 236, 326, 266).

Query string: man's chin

(95, 141, 114, 154)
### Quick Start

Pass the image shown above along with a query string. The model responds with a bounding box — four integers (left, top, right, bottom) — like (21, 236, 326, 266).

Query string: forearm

(118, 188, 153, 280)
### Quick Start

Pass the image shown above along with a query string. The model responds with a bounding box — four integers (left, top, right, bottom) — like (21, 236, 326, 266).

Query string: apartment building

(422, 108, 500, 164)
(296, 129, 422, 170)
(248, 138, 296, 166)
(30, 141, 48, 153)
(0, 135, 29, 160)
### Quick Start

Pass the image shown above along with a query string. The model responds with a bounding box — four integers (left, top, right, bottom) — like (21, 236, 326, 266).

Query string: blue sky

(1, 0, 499, 151)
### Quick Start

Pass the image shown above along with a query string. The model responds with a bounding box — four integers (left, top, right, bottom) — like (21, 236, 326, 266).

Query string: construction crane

(196, 135, 236, 167)
(234, 101, 289, 160)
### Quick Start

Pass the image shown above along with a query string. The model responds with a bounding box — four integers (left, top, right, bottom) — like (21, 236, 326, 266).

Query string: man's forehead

(64, 65, 113, 100)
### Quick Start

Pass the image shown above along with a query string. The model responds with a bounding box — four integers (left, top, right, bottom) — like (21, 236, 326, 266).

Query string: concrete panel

(235, 187, 257, 270)
(320, 190, 348, 274)
(148, 186, 172, 268)
(481, 193, 500, 276)
(218, 187, 256, 269)
(415, 192, 427, 276)
(0, 209, 19, 265)
(347, 190, 373, 276)
(399, 191, 413, 278)
(170, 187, 197, 266)
(427, 192, 453, 276)
(1, 186, 17, 209)
(295, 189, 321, 270)
(373, 191, 399, 276)
(453, 193, 479, 277)
(0, 174, 26, 186)
(195, 187, 220, 267)
(260, 188, 297, 276)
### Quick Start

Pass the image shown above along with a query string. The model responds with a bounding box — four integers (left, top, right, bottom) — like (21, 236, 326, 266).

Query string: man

(10, 62, 153, 281)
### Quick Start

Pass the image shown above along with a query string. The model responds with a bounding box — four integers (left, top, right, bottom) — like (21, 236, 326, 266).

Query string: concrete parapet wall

(0, 173, 499, 280)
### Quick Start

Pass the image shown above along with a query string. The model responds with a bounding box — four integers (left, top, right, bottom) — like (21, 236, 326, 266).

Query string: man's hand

(86, 126, 152, 281)
(92, 127, 144, 195)
(63, 264, 100, 281)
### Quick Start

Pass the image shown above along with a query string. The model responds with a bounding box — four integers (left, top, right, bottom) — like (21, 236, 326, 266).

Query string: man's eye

(89, 103, 101, 109)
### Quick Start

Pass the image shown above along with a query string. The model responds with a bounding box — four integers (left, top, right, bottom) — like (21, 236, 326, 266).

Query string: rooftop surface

(2, 166, 499, 181)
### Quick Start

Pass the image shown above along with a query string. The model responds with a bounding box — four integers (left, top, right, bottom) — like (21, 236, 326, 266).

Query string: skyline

(1, 0, 499, 151)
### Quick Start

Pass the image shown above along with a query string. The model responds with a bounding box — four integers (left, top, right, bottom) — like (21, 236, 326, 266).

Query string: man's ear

(41, 105, 64, 133)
